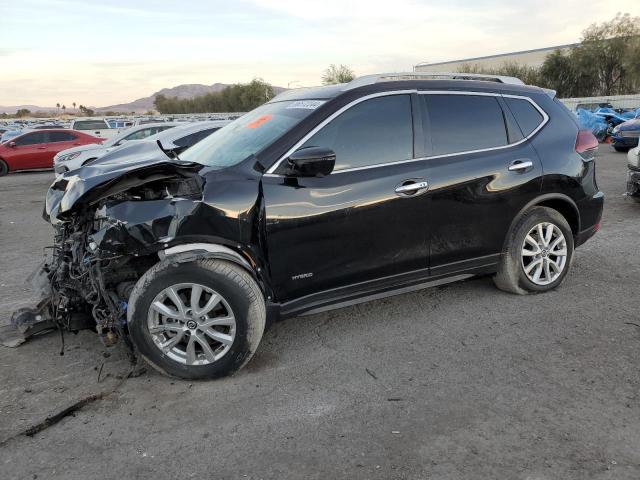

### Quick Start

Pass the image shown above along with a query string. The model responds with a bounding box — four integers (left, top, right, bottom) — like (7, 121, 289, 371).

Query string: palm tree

(72, 102, 76, 111)
(56, 102, 60, 115)
(62, 105, 66, 115)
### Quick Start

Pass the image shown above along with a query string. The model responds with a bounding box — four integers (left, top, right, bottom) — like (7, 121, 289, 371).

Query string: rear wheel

(0, 159, 8, 177)
(614, 146, 630, 152)
(128, 259, 265, 379)
(494, 207, 574, 295)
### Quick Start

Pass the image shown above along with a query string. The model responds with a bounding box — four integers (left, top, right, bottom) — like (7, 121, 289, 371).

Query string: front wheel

(0, 159, 8, 177)
(127, 259, 266, 379)
(494, 207, 574, 295)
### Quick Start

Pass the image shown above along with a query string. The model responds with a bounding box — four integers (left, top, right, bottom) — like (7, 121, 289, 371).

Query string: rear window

(73, 120, 108, 130)
(504, 97, 544, 137)
(421, 94, 508, 156)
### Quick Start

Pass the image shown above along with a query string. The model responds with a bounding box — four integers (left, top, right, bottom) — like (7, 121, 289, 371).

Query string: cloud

(1, 0, 639, 105)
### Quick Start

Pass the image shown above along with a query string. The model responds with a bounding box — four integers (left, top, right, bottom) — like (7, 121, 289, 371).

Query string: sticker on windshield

(286, 100, 325, 110)
(246, 114, 273, 129)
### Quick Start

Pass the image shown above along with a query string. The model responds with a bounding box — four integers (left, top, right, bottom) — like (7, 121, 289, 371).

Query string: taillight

(575, 129, 598, 160)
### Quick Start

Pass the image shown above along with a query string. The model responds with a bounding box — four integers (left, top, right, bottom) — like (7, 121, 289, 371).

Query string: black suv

(18, 73, 604, 379)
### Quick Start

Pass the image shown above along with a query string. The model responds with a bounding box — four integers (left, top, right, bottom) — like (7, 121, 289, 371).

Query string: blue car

(612, 118, 640, 152)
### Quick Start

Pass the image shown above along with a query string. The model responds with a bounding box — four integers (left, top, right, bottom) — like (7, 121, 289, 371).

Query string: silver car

(54, 122, 179, 177)
(56, 120, 230, 176)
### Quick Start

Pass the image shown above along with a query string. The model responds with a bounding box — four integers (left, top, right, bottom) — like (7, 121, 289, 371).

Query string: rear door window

(48, 131, 77, 142)
(421, 94, 508, 155)
(504, 97, 544, 137)
(301, 94, 413, 171)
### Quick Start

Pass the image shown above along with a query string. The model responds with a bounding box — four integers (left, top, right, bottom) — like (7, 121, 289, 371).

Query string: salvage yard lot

(1, 150, 639, 480)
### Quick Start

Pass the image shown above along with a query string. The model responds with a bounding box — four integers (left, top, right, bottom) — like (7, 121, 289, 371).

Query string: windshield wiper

(156, 140, 182, 161)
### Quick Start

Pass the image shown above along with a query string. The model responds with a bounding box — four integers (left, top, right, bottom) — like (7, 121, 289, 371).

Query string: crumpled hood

(45, 145, 203, 222)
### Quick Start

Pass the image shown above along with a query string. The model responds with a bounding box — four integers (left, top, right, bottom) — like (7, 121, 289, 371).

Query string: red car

(0, 129, 103, 176)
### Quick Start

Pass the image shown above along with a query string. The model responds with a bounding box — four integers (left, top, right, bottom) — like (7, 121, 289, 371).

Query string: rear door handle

(395, 180, 429, 196)
(37, 146, 47, 150)
(508, 160, 533, 172)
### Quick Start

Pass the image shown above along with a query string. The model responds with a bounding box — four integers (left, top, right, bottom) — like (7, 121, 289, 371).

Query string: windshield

(180, 100, 323, 167)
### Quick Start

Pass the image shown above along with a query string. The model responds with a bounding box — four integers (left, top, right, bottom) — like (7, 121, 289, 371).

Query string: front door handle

(508, 160, 533, 172)
(395, 180, 429, 196)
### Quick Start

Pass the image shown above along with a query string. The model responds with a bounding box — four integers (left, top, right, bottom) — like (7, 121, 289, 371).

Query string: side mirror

(286, 147, 335, 177)
(8, 141, 16, 148)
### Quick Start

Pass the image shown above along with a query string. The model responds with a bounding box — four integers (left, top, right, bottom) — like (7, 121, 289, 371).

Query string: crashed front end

(5, 159, 205, 348)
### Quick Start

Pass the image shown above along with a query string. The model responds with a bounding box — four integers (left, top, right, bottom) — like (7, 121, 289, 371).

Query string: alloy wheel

(147, 283, 236, 365)
(520, 222, 568, 286)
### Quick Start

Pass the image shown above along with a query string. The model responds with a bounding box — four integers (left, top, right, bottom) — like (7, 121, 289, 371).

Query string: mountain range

(0, 83, 287, 114)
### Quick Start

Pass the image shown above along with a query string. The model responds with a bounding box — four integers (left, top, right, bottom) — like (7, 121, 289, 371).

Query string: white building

(414, 44, 578, 73)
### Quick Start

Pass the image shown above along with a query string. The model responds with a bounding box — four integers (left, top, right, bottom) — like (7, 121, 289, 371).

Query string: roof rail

(344, 72, 525, 90)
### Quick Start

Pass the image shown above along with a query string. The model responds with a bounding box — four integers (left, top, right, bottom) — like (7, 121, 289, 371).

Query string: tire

(493, 206, 574, 295)
(614, 146, 630, 152)
(127, 258, 265, 379)
(0, 159, 8, 177)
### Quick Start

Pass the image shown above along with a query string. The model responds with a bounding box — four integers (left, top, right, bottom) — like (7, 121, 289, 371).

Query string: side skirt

(278, 260, 498, 319)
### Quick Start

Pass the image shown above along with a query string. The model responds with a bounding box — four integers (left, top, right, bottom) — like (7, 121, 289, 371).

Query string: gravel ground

(1, 150, 639, 480)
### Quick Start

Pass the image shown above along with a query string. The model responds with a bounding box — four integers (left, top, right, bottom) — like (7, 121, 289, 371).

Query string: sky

(1, 0, 639, 107)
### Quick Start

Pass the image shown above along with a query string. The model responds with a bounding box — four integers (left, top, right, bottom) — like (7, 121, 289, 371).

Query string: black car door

(262, 93, 433, 302)
(418, 92, 545, 275)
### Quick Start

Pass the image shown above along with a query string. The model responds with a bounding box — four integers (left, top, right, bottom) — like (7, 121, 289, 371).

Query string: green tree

(569, 12, 640, 95)
(154, 79, 275, 114)
(322, 64, 355, 85)
(16, 108, 31, 118)
(458, 61, 541, 86)
(538, 50, 583, 97)
(78, 105, 95, 116)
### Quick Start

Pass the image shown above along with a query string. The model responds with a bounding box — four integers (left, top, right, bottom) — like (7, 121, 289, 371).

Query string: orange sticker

(246, 114, 273, 129)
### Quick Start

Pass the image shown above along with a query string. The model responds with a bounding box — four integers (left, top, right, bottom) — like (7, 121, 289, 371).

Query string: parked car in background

(54, 122, 179, 177)
(0, 129, 102, 176)
(32, 124, 65, 130)
(612, 118, 640, 152)
(627, 146, 640, 202)
(1, 129, 26, 143)
(84, 120, 231, 167)
(25, 73, 603, 379)
(70, 118, 117, 139)
(107, 119, 134, 129)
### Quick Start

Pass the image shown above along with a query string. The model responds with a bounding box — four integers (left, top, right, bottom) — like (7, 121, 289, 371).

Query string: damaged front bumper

(3, 154, 210, 349)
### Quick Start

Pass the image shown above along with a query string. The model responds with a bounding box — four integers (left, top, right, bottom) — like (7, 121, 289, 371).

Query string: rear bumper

(575, 223, 600, 247)
(627, 169, 640, 198)
(575, 191, 604, 248)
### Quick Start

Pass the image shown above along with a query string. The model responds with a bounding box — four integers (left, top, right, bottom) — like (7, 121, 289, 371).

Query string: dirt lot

(1, 150, 639, 480)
